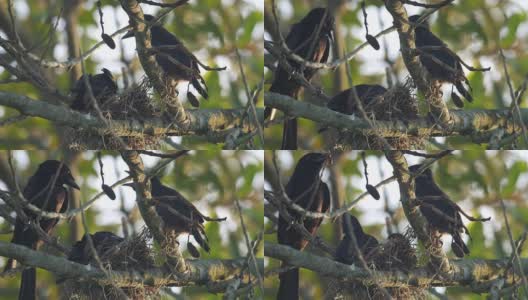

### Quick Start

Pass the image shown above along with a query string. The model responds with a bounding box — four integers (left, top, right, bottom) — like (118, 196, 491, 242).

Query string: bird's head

(289, 153, 330, 185)
(123, 176, 161, 191)
(305, 8, 335, 33)
(101, 68, 114, 79)
(344, 213, 365, 237)
(36, 160, 80, 190)
(297, 152, 330, 170)
(409, 164, 433, 180)
(408, 15, 429, 29)
(122, 14, 159, 39)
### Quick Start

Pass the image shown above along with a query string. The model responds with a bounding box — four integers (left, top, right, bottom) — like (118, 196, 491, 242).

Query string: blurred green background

(0, 150, 263, 299)
(264, 0, 528, 149)
(264, 150, 528, 299)
(0, 0, 263, 149)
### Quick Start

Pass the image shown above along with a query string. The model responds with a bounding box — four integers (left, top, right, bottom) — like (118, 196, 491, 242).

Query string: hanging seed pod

(187, 91, 200, 107)
(366, 184, 380, 200)
(366, 34, 380, 50)
(187, 242, 200, 258)
(101, 34, 116, 49)
(451, 92, 464, 108)
(102, 184, 116, 200)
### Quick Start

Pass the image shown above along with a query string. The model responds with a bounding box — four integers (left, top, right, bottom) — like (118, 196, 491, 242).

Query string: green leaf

(502, 161, 527, 196)
(237, 11, 262, 47)
(500, 13, 526, 48)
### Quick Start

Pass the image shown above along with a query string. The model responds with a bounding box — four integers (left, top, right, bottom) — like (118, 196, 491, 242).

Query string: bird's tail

(281, 118, 298, 150)
(451, 232, 469, 258)
(191, 227, 210, 252)
(455, 81, 472, 103)
(191, 77, 208, 99)
(19, 267, 36, 300)
(278, 267, 299, 300)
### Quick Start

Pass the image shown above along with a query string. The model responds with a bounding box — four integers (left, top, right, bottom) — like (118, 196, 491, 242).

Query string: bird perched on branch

(277, 153, 331, 299)
(123, 14, 224, 107)
(70, 68, 118, 112)
(265, 8, 334, 150)
(409, 15, 472, 105)
(335, 213, 379, 265)
(4, 160, 79, 300)
(409, 164, 490, 257)
(125, 177, 226, 255)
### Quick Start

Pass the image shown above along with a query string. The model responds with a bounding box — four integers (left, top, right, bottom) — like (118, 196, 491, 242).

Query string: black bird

(326, 85, 387, 115)
(265, 8, 334, 150)
(68, 232, 124, 265)
(122, 14, 209, 106)
(277, 153, 331, 300)
(409, 164, 490, 257)
(70, 68, 118, 112)
(4, 160, 79, 300)
(409, 15, 472, 103)
(320, 84, 387, 132)
(335, 213, 379, 265)
(125, 177, 226, 253)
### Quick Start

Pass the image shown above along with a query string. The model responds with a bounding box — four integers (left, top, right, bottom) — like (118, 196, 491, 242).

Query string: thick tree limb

(120, 151, 187, 272)
(0, 241, 263, 288)
(265, 242, 528, 289)
(119, 0, 188, 122)
(384, 0, 451, 123)
(384, 151, 450, 272)
(0, 91, 263, 138)
(119, 0, 165, 96)
(266, 92, 524, 140)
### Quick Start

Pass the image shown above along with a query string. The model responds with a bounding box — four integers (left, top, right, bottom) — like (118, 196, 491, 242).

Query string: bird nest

(367, 231, 425, 300)
(326, 231, 426, 300)
(64, 78, 165, 150)
(332, 82, 426, 150)
(61, 230, 160, 300)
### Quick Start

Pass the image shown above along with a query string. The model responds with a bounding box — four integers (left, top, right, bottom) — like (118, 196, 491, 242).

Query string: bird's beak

(123, 182, 134, 188)
(64, 175, 80, 190)
(122, 30, 134, 40)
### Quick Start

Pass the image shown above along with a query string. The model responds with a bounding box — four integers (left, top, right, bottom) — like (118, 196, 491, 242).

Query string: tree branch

(120, 151, 187, 272)
(119, 0, 188, 122)
(0, 241, 262, 288)
(265, 242, 528, 289)
(266, 92, 525, 141)
(384, 151, 450, 272)
(384, 1, 451, 123)
(0, 91, 263, 139)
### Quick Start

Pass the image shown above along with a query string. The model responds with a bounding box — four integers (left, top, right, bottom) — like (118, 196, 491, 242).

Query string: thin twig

(234, 47, 264, 145)
(499, 198, 528, 295)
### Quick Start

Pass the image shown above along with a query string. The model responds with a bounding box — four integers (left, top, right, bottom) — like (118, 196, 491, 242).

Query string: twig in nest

(403, 0, 454, 9)
(137, 150, 190, 159)
(139, 0, 189, 8)
(402, 150, 453, 158)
